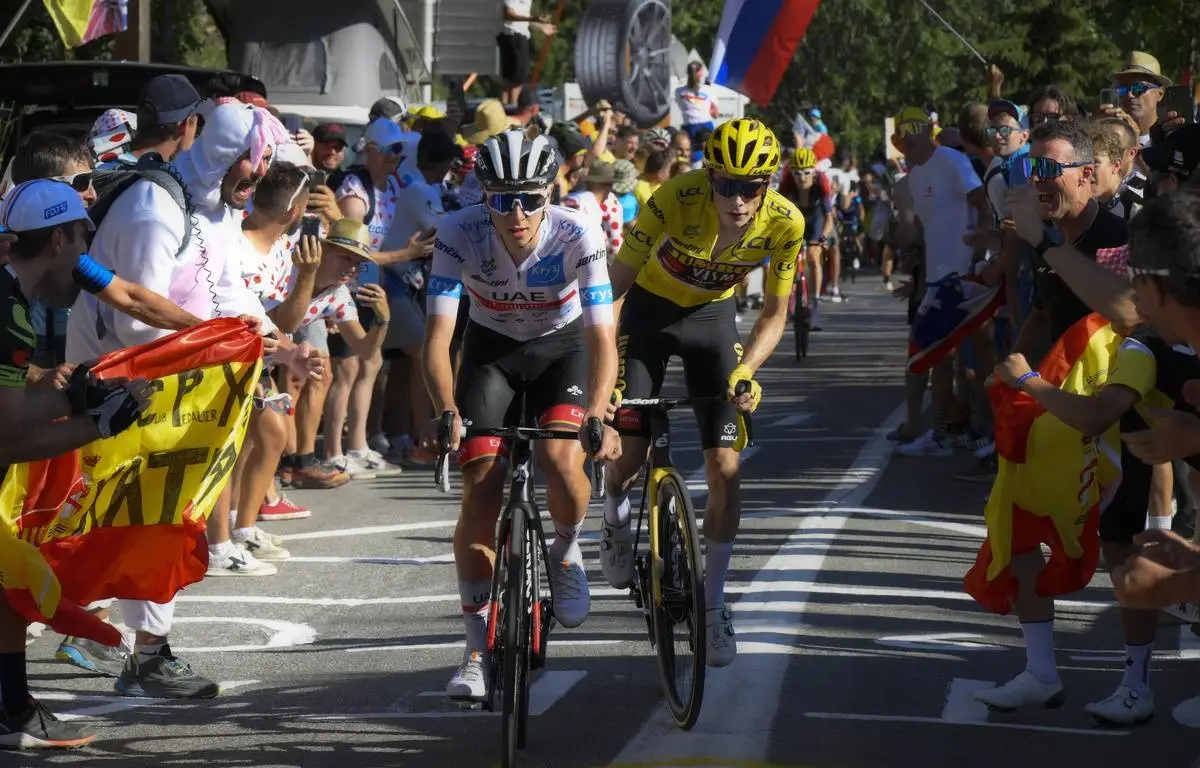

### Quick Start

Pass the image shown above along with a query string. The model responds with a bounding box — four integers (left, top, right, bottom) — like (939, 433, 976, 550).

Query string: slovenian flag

(707, 0, 823, 107)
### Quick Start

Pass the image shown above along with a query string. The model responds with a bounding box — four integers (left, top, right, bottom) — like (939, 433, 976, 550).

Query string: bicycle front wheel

(650, 471, 706, 729)
(500, 509, 529, 767)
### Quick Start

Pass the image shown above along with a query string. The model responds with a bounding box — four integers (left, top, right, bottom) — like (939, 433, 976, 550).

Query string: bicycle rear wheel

(651, 471, 706, 729)
(500, 509, 529, 767)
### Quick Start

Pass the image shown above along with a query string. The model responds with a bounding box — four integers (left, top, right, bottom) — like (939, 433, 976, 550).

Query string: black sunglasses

(52, 171, 93, 193)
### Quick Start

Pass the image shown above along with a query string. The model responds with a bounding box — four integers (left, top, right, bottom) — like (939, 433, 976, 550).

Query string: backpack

(88, 152, 192, 259)
(327, 166, 376, 226)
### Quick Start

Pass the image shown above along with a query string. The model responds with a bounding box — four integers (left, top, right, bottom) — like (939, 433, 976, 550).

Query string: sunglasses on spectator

(985, 125, 1022, 138)
(1028, 112, 1064, 127)
(486, 191, 549, 214)
(1015, 155, 1091, 181)
(894, 120, 929, 139)
(53, 171, 93, 193)
(1115, 82, 1161, 98)
(712, 176, 767, 199)
(371, 141, 406, 157)
(253, 392, 294, 415)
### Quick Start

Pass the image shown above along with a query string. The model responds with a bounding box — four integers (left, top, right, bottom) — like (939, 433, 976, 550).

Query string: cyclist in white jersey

(423, 130, 622, 700)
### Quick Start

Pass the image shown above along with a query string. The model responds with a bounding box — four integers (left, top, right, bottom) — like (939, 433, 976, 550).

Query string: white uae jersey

(427, 204, 614, 342)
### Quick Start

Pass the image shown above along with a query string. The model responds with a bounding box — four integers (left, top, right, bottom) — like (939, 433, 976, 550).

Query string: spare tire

(575, 0, 673, 128)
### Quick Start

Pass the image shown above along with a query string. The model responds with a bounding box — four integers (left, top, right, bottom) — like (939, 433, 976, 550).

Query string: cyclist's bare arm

(741, 291, 789, 372)
(584, 322, 618, 419)
(423, 312, 458, 416)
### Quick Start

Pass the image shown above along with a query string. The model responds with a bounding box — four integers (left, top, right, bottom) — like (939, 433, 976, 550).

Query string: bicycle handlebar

(616, 381, 755, 446)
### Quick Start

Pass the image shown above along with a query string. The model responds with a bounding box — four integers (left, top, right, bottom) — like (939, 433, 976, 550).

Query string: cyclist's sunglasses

(53, 171, 93, 193)
(254, 392, 294, 415)
(1116, 82, 1161, 98)
(486, 191, 549, 214)
(712, 177, 767, 199)
(1013, 155, 1091, 181)
(985, 125, 1022, 139)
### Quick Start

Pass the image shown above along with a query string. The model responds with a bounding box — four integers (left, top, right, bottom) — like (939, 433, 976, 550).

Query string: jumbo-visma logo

(527, 253, 565, 287)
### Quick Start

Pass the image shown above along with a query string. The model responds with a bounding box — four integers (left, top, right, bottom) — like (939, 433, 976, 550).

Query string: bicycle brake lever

(733, 380, 755, 447)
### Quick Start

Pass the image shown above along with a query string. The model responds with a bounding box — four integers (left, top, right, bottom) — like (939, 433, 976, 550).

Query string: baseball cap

(894, 106, 931, 126)
(417, 130, 463, 165)
(312, 123, 347, 145)
(273, 141, 315, 171)
(139, 74, 202, 125)
(461, 100, 511, 145)
(370, 96, 408, 123)
(0, 179, 94, 234)
(364, 118, 407, 150)
(1143, 123, 1200, 180)
(988, 99, 1029, 129)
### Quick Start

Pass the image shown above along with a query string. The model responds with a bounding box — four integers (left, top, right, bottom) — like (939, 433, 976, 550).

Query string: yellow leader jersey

(616, 170, 805, 307)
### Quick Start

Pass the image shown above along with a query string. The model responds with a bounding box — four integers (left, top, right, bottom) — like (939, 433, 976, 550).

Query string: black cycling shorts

(456, 319, 588, 467)
(616, 285, 741, 450)
(1099, 412, 1156, 544)
(802, 208, 827, 246)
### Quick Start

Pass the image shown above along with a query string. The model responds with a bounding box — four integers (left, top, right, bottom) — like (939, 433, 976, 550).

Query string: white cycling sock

(603, 492, 631, 526)
(232, 527, 255, 542)
(459, 580, 491, 656)
(550, 520, 583, 562)
(703, 540, 734, 610)
(1020, 620, 1058, 684)
(1120, 642, 1153, 693)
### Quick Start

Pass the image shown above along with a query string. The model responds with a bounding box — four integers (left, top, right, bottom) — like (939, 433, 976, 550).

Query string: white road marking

(1173, 695, 1200, 727)
(610, 402, 905, 766)
(169, 617, 317, 652)
(53, 680, 260, 721)
(804, 711, 1129, 736)
(1181, 624, 1200, 659)
(940, 678, 993, 722)
(283, 520, 457, 542)
(287, 555, 455, 565)
(850, 506, 988, 538)
(877, 633, 1005, 652)
(770, 412, 814, 428)
(528, 670, 588, 716)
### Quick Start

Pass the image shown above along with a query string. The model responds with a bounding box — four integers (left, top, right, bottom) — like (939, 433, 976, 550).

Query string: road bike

(434, 411, 602, 768)
(788, 270, 811, 361)
(610, 386, 752, 729)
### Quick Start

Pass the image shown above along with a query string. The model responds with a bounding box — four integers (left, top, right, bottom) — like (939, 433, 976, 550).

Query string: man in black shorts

(497, 2, 556, 107)
(0, 180, 149, 750)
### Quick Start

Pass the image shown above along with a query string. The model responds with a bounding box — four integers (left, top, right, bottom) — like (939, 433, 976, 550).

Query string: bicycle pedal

(452, 698, 487, 711)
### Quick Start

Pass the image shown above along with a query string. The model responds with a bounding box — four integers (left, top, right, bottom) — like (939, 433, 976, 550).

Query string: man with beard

(0, 180, 151, 749)
(66, 102, 298, 700)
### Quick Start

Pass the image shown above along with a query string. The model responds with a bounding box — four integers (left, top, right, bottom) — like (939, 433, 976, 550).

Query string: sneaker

(1163, 602, 1200, 624)
(234, 527, 291, 561)
(326, 454, 376, 480)
(883, 280, 894, 292)
(599, 520, 635, 588)
(367, 433, 391, 454)
(948, 430, 990, 452)
(894, 429, 953, 458)
(549, 558, 591, 628)
(56, 636, 128, 677)
(25, 623, 45, 648)
(0, 698, 95, 750)
(290, 461, 350, 489)
(973, 439, 997, 460)
(351, 448, 404, 476)
(278, 464, 294, 488)
(446, 651, 489, 700)
(206, 544, 278, 576)
(1084, 684, 1154, 726)
(706, 607, 737, 667)
(115, 645, 220, 699)
(258, 495, 311, 522)
(972, 670, 1065, 711)
(954, 453, 998, 484)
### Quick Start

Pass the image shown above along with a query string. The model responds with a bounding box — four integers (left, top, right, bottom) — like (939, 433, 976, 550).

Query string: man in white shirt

(675, 61, 719, 144)
(66, 102, 292, 701)
(890, 107, 991, 458)
(498, 1, 556, 107)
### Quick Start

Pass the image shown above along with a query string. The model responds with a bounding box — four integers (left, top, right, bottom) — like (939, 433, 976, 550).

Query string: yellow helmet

(703, 118, 781, 178)
(791, 146, 817, 170)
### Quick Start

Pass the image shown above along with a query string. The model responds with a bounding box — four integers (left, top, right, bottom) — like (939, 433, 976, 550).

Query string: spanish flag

(965, 314, 1122, 614)
(0, 319, 261, 644)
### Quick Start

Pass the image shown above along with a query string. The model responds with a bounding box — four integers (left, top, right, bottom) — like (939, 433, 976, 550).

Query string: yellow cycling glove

(727, 364, 762, 413)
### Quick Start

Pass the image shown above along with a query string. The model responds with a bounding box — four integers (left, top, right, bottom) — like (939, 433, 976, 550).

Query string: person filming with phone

(1101, 51, 1184, 147)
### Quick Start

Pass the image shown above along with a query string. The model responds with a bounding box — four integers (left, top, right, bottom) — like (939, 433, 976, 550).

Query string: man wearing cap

(0, 180, 153, 750)
(98, 74, 202, 170)
(1143, 122, 1200, 196)
(460, 99, 513, 147)
(311, 124, 347, 173)
(1104, 51, 1171, 146)
(374, 131, 461, 466)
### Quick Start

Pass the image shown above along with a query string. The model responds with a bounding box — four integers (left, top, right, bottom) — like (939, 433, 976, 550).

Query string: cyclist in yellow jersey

(599, 118, 804, 668)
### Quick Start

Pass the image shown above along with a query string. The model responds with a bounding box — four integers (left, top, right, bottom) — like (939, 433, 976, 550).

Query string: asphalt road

(20, 278, 1200, 768)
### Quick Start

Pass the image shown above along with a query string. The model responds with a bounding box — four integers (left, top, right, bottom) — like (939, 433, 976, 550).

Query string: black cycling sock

(0, 651, 30, 717)
(280, 453, 298, 470)
(296, 452, 317, 468)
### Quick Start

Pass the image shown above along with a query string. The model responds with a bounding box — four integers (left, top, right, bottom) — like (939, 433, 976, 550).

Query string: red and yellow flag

(965, 313, 1122, 614)
(0, 319, 261, 643)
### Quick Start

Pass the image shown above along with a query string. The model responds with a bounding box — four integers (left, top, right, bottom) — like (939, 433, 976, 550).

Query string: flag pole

(0, 0, 34, 50)
(918, 0, 987, 66)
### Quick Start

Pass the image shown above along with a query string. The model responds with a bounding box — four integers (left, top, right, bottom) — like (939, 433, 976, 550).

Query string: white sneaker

(599, 520, 635, 588)
(235, 526, 291, 561)
(351, 448, 404, 477)
(972, 670, 1064, 711)
(1163, 602, 1200, 624)
(1084, 684, 1154, 726)
(894, 429, 953, 458)
(367, 433, 391, 454)
(207, 544, 278, 576)
(326, 454, 376, 480)
(883, 280, 894, 292)
(706, 607, 737, 667)
(549, 557, 591, 628)
(446, 650, 489, 700)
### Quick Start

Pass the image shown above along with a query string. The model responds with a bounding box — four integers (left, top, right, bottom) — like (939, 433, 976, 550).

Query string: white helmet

(475, 129, 561, 190)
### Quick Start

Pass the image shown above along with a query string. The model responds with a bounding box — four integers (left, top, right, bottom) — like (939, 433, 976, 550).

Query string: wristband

(1015, 371, 1040, 388)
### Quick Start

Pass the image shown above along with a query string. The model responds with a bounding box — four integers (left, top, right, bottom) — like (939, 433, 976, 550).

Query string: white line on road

(284, 519, 457, 541)
(940, 678, 993, 722)
(529, 670, 588, 716)
(169, 617, 317, 652)
(287, 555, 455, 565)
(804, 711, 1129, 736)
(877, 633, 1005, 652)
(770, 412, 814, 428)
(1173, 695, 1200, 728)
(609, 402, 906, 766)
